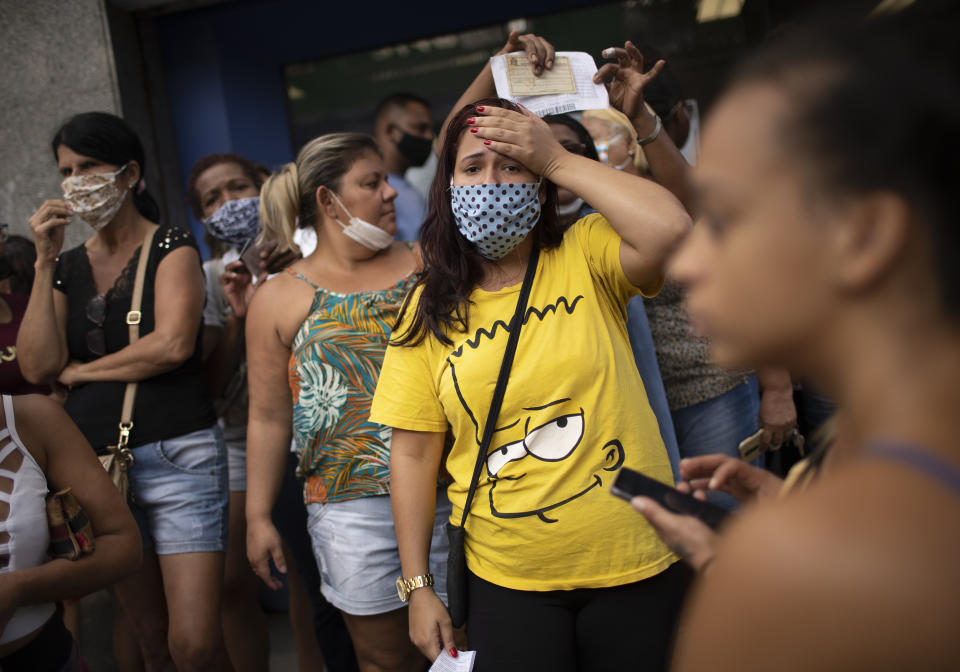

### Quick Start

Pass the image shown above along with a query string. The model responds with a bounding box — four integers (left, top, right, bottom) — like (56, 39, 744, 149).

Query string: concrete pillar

(0, 0, 122, 249)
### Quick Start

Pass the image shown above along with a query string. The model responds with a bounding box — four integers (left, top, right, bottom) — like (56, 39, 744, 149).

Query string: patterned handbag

(46, 488, 95, 560)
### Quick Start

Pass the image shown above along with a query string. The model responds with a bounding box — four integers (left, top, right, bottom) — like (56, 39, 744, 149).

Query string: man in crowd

(373, 93, 435, 241)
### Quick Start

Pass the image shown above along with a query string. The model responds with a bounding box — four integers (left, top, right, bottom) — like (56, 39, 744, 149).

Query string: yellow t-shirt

(370, 214, 676, 591)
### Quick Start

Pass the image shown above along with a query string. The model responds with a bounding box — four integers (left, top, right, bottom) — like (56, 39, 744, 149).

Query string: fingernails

(483, 140, 491, 146)
(546, 59, 554, 68)
(470, 128, 478, 133)
(529, 54, 536, 62)
(632, 497, 648, 513)
(466, 117, 475, 124)
(476, 106, 485, 112)
(450, 648, 458, 658)
(603, 47, 615, 58)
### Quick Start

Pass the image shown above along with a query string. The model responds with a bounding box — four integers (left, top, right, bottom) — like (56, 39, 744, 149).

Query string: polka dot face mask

(450, 179, 542, 260)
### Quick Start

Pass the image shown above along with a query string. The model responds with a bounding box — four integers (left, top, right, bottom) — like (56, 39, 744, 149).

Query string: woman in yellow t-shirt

(370, 50, 692, 670)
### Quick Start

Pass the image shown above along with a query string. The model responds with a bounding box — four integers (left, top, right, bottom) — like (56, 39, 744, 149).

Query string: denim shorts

(127, 424, 229, 555)
(307, 490, 451, 616)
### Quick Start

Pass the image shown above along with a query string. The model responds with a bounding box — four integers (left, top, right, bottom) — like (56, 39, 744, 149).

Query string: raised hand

(468, 105, 567, 179)
(496, 29, 556, 76)
(258, 240, 301, 275)
(220, 260, 255, 319)
(593, 41, 665, 122)
(29, 200, 72, 266)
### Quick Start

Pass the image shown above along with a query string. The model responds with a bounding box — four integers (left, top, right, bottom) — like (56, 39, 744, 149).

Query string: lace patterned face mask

(61, 163, 133, 231)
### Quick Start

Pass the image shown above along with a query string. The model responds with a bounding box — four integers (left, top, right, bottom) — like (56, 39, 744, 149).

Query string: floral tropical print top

(286, 258, 419, 504)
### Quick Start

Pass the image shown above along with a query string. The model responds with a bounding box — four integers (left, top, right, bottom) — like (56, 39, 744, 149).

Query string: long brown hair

(393, 97, 562, 347)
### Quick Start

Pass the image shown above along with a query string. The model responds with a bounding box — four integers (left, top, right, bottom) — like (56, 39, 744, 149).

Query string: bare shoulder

(9, 394, 71, 469)
(247, 269, 315, 346)
(673, 461, 960, 671)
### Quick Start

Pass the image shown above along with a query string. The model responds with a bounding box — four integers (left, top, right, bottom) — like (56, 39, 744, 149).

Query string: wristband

(636, 114, 662, 146)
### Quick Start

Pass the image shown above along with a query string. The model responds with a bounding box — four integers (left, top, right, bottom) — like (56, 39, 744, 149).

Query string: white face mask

(556, 197, 584, 217)
(61, 163, 133, 231)
(328, 191, 394, 251)
(594, 136, 633, 171)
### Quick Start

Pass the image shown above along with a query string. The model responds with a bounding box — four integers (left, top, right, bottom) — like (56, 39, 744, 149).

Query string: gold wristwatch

(396, 573, 434, 602)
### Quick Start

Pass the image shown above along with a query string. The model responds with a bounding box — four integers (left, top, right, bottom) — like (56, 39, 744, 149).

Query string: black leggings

(467, 563, 692, 672)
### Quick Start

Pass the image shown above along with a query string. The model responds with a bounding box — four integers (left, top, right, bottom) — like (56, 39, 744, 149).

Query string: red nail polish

(450, 648, 458, 658)
(476, 106, 485, 112)
(470, 128, 478, 133)
(483, 140, 491, 146)
(467, 118, 475, 124)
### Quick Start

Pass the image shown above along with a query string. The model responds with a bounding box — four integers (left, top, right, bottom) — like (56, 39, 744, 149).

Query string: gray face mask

(556, 197, 584, 217)
(329, 192, 394, 251)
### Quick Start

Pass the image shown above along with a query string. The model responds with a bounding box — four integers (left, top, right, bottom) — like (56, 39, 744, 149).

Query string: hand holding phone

(611, 467, 729, 530)
(239, 237, 266, 280)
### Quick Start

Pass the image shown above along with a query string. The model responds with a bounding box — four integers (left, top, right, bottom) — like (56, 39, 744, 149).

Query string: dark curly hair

(186, 153, 265, 220)
(393, 97, 563, 347)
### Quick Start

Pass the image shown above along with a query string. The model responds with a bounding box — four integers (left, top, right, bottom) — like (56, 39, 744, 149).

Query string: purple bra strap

(865, 443, 960, 496)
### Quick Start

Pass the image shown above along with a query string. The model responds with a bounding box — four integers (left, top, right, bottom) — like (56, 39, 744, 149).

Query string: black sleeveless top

(54, 225, 216, 452)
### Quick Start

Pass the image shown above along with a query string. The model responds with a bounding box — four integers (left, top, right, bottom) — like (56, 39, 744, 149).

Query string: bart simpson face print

(447, 293, 625, 523)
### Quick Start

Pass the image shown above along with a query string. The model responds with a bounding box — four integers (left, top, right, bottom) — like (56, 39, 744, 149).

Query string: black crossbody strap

(457, 246, 540, 528)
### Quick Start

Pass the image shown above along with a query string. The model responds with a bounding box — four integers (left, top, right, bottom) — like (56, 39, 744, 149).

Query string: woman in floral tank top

(244, 133, 450, 672)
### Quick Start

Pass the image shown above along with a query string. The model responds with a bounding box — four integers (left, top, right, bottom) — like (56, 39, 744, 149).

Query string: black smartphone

(611, 467, 730, 530)
(238, 236, 265, 279)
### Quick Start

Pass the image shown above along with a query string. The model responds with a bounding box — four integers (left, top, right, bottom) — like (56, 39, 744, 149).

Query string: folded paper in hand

(491, 51, 610, 117)
(430, 649, 476, 672)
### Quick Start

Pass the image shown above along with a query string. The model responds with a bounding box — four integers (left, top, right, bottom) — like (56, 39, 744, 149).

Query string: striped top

(286, 258, 419, 504)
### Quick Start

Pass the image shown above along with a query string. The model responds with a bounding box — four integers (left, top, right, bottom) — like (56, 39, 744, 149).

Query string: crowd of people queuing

(0, 1, 958, 670)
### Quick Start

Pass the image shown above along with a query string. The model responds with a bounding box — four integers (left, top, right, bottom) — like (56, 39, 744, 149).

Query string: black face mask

(396, 131, 433, 168)
(0, 257, 13, 282)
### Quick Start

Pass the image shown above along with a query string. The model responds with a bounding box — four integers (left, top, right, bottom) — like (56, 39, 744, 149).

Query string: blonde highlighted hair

(581, 107, 650, 174)
(259, 132, 381, 253)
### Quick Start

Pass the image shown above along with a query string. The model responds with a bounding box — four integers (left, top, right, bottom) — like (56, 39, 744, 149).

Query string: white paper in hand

(491, 51, 609, 117)
(429, 648, 476, 672)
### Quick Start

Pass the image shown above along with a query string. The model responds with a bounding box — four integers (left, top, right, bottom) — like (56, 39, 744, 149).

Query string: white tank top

(0, 394, 55, 645)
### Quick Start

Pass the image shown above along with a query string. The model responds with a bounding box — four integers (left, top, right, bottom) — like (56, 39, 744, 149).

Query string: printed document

(491, 51, 610, 117)
(429, 648, 476, 672)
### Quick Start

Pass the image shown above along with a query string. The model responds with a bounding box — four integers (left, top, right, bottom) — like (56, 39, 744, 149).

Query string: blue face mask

(203, 196, 261, 248)
(450, 179, 541, 260)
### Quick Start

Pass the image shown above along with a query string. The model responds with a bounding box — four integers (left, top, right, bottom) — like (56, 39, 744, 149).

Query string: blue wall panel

(156, 0, 598, 248)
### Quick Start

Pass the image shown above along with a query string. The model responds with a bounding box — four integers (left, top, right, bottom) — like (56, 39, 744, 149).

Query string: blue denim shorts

(127, 425, 229, 555)
(307, 490, 450, 616)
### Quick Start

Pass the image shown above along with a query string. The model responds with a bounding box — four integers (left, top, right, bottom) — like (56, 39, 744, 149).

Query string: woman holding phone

(635, 10, 960, 670)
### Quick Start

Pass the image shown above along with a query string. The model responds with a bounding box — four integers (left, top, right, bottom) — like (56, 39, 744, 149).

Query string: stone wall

(0, 0, 121, 250)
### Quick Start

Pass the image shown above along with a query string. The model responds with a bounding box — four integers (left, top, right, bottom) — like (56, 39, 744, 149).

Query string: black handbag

(446, 246, 539, 628)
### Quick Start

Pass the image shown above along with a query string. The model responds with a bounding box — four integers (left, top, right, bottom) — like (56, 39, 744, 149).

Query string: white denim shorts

(306, 490, 451, 616)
